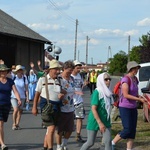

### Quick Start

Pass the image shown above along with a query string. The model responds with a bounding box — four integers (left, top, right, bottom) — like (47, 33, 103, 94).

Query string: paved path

(4, 77, 120, 150)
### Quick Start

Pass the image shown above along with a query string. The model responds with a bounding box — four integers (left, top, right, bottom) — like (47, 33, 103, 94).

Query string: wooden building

(0, 9, 51, 72)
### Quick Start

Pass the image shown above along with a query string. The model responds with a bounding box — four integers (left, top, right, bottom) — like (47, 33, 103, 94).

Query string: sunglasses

(104, 78, 111, 81)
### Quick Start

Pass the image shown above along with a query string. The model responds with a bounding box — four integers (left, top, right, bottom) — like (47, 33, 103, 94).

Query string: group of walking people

(0, 58, 147, 150)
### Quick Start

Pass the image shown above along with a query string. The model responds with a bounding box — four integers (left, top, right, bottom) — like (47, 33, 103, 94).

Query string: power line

(47, 0, 76, 24)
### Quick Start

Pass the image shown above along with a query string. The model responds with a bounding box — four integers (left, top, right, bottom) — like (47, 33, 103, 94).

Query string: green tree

(129, 46, 141, 63)
(139, 33, 150, 63)
(108, 51, 128, 75)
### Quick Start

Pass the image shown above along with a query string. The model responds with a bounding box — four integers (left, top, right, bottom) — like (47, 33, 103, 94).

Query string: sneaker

(56, 147, 63, 150)
(112, 145, 116, 150)
(12, 125, 17, 130)
(16, 125, 21, 130)
(76, 136, 85, 143)
(1, 144, 8, 150)
(62, 146, 68, 150)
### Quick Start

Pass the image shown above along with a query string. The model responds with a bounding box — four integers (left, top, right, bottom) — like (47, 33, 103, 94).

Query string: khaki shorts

(74, 102, 85, 119)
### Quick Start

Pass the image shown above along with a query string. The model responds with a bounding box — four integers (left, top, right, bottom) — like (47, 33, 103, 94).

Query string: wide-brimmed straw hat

(13, 65, 25, 72)
(0, 64, 10, 71)
(49, 59, 62, 69)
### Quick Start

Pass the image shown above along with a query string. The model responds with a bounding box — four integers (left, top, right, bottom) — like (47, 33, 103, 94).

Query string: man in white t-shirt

(71, 60, 85, 143)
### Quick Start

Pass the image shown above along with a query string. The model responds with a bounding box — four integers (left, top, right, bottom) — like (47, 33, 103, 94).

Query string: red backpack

(113, 76, 135, 107)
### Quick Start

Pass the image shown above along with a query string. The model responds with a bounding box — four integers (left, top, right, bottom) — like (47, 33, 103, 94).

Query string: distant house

(0, 9, 52, 72)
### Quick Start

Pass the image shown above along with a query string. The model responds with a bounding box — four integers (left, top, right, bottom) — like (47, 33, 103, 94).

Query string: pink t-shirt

(119, 76, 138, 108)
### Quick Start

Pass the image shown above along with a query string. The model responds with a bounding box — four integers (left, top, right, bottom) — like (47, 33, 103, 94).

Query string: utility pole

(107, 46, 112, 61)
(78, 50, 80, 61)
(74, 19, 78, 60)
(86, 36, 90, 65)
(128, 35, 130, 62)
(91, 57, 93, 64)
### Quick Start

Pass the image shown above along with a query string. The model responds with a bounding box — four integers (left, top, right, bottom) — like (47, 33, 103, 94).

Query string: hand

(26, 99, 29, 103)
(139, 96, 147, 103)
(32, 107, 38, 116)
(18, 100, 22, 106)
(58, 93, 65, 100)
(37, 60, 41, 66)
(75, 91, 84, 95)
(30, 62, 34, 68)
(98, 123, 106, 133)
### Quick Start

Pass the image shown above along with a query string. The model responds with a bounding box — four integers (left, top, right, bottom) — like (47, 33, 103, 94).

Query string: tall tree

(139, 33, 150, 63)
(129, 46, 141, 63)
(108, 51, 128, 75)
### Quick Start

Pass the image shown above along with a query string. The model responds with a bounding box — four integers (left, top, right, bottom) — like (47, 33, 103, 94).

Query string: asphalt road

(4, 77, 120, 150)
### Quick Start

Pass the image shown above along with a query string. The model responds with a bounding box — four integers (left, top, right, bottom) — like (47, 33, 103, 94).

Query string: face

(17, 69, 24, 75)
(132, 67, 139, 75)
(49, 68, 60, 79)
(74, 65, 82, 74)
(104, 74, 111, 87)
(64, 68, 74, 76)
(0, 70, 8, 77)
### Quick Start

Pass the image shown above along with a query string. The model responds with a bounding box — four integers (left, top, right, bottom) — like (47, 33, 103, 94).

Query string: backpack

(113, 76, 135, 107)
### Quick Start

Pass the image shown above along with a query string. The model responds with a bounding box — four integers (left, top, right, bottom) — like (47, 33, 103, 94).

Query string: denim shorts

(119, 107, 137, 139)
(0, 104, 11, 122)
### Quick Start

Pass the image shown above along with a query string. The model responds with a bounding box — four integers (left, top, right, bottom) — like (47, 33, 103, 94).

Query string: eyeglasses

(104, 78, 111, 81)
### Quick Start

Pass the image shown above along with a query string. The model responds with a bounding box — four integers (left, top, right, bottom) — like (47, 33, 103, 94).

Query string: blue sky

(1, 0, 150, 64)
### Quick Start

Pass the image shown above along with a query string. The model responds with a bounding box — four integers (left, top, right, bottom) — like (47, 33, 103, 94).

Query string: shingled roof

(0, 9, 51, 44)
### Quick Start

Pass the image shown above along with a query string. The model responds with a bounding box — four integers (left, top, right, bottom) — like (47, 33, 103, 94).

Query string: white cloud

(124, 30, 139, 36)
(58, 39, 74, 45)
(27, 23, 64, 32)
(93, 28, 123, 36)
(137, 18, 150, 26)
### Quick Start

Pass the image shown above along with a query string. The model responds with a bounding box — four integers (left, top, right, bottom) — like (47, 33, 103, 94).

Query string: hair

(63, 60, 75, 70)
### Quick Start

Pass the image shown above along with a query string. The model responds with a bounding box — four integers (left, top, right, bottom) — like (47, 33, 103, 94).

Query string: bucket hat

(0, 64, 10, 71)
(49, 59, 62, 69)
(127, 61, 141, 72)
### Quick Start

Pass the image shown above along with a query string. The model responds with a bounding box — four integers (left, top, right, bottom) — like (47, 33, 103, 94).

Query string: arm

(30, 62, 38, 75)
(92, 105, 106, 133)
(122, 83, 145, 103)
(12, 85, 22, 106)
(25, 84, 29, 102)
(37, 60, 43, 71)
(32, 91, 40, 116)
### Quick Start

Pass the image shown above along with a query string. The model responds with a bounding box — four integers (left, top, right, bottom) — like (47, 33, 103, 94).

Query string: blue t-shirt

(0, 78, 14, 105)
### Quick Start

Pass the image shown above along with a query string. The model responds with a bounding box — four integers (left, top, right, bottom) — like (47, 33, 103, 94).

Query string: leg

(0, 121, 5, 146)
(89, 82, 92, 94)
(102, 128, 112, 150)
(16, 109, 23, 128)
(55, 131, 63, 150)
(76, 119, 85, 142)
(127, 139, 134, 149)
(76, 118, 82, 135)
(80, 130, 97, 150)
(12, 107, 18, 129)
(46, 125, 55, 149)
